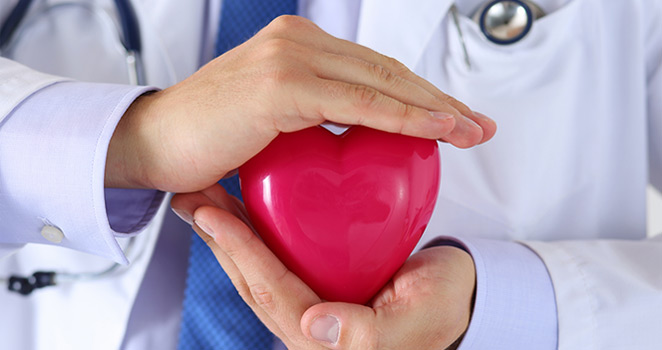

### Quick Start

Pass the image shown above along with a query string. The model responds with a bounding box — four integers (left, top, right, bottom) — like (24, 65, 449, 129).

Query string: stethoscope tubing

(1, 0, 140, 52)
(0, 0, 32, 49)
(0, 0, 145, 85)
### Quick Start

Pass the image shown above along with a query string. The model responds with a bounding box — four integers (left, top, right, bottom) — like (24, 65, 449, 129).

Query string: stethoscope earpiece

(472, 0, 546, 45)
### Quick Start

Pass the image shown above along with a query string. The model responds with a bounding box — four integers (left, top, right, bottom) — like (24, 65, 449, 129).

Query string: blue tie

(177, 1, 296, 349)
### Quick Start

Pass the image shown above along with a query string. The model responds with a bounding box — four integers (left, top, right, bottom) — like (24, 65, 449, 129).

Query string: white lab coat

(1, 0, 661, 349)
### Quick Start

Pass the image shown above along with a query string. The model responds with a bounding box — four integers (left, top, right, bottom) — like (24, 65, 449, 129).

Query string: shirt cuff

(0, 81, 164, 263)
(105, 188, 166, 235)
(426, 237, 558, 349)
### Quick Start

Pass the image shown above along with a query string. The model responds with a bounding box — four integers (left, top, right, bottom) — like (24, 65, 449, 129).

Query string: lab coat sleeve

(433, 234, 662, 350)
(0, 57, 64, 124)
(0, 60, 165, 263)
(428, 237, 558, 350)
(522, 236, 662, 350)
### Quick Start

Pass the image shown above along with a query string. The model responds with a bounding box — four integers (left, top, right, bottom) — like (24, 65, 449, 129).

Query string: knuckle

(263, 67, 296, 90)
(235, 284, 256, 306)
(220, 233, 254, 262)
(350, 85, 382, 109)
(441, 93, 460, 106)
(248, 282, 277, 312)
(353, 324, 381, 350)
(394, 102, 416, 129)
(267, 15, 311, 34)
(392, 103, 417, 135)
(261, 37, 295, 60)
(258, 39, 304, 86)
(262, 49, 295, 88)
(399, 102, 417, 119)
(370, 63, 396, 85)
(384, 56, 410, 75)
(441, 93, 471, 114)
(222, 243, 242, 261)
(398, 104, 416, 134)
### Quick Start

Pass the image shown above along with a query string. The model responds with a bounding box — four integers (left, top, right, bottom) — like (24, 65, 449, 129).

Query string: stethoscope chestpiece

(472, 0, 545, 45)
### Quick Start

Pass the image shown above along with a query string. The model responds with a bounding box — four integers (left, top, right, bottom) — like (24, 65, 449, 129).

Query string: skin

(170, 185, 477, 350)
(105, 16, 496, 192)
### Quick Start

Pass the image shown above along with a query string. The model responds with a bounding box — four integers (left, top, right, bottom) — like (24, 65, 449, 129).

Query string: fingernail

(172, 208, 193, 225)
(429, 111, 455, 121)
(194, 219, 215, 238)
(310, 315, 339, 344)
(472, 111, 492, 122)
(462, 114, 482, 130)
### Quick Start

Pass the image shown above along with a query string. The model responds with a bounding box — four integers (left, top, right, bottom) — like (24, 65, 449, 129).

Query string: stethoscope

(0, 0, 146, 85)
(0, 0, 146, 296)
(1, 237, 144, 296)
(452, 0, 546, 69)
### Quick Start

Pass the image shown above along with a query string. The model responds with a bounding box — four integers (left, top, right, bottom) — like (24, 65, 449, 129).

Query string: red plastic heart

(239, 126, 440, 304)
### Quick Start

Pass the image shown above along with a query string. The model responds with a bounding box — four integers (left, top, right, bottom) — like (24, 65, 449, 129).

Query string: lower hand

(171, 184, 477, 349)
(106, 15, 496, 191)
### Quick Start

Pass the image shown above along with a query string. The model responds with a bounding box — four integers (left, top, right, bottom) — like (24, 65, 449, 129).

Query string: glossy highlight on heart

(239, 126, 440, 304)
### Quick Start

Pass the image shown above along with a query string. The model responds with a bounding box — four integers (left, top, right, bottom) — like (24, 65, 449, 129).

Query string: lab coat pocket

(446, 0, 592, 74)
(417, 0, 617, 241)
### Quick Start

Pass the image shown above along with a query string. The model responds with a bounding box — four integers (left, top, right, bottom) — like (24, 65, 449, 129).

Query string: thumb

(301, 302, 386, 349)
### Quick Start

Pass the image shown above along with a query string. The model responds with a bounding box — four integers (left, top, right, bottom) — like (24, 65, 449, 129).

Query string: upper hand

(171, 184, 477, 349)
(106, 15, 496, 191)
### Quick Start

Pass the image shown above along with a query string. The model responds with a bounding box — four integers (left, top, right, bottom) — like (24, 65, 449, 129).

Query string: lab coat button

(41, 225, 64, 243)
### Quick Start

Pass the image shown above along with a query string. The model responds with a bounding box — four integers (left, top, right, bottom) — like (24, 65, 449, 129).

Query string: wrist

(434, 237, 558, 350)
(424, 240, 476, 348)
(105, 92, 160, 189)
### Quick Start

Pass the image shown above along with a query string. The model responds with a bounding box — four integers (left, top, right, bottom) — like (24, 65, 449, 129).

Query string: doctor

(0, 0, 490, 349)
(0, 1, 661, 350)
(173, 0, 662, 349)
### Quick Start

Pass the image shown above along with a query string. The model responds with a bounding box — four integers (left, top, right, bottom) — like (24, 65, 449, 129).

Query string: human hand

(171, 184, 477, 349)
(106, 15, 496, 191)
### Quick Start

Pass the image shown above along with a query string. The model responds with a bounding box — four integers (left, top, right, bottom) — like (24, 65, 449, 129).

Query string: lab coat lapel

(357, 0, 453, 69)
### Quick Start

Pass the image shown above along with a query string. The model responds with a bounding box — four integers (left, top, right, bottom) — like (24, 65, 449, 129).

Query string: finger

(288, 76, 457, 140)
(473, 111, 498, 144)
(301, 300, 446, 350)
(175, 183, 252, 227)
(170, 183, 241, 223)
(311, 51, 493, 147)
(172, 189, 289, 340)
(191, 217, 292, 343)
(300, 302, 378, 349)
(315, 35, 468, 114)
(303, 50, 487, 147)
(304, 29, 496, 145)
(268, 16, 467, 115)
(193, 205, 325, 349)
(171, 191, 215, 225)
(311, 52, 466, 122)
(300, 246, 476, 349)
(270, 19, 494, 139)
(259, 16, 493, 147)
(171, 191, 259, 308)
(442, 113, 485, 149)
(305, 67, 486, 147)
